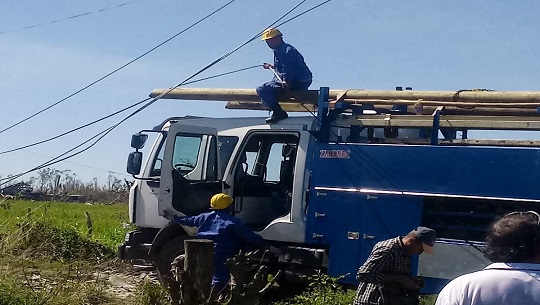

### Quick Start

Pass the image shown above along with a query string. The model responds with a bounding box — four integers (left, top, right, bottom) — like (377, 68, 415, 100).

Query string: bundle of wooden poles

(150, 88, 540, 116)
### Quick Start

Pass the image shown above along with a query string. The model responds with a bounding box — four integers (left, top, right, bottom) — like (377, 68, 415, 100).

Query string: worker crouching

(164, 193, 268, 293)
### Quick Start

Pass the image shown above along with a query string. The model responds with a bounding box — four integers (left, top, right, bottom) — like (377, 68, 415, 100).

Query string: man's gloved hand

(263, 63, 274, 69)
(162, 210, 176, 221)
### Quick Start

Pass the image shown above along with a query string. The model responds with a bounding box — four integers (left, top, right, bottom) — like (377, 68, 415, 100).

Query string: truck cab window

(170, 133, 221, 215)
(151, 135, 238, 179)
(172, 135, 203, 179)
(150, 140, 165, 177)
(218, 136, 239, 177)
(232, 132, 299, 231)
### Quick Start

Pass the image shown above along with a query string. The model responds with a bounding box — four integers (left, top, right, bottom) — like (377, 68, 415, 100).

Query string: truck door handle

(363, 234, 375, 240)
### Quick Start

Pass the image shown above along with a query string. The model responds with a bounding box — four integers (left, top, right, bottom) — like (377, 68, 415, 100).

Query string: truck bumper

(118, 243, 151, 260)
(117, 228, 159, 260)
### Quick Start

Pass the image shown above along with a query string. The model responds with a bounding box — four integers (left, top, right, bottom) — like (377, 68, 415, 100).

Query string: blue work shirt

(173, 210, 267, 286)
(273, 42, 312, 83)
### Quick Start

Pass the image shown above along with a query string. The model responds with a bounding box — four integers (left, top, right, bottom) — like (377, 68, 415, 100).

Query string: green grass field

(0, 200, 131, 250)
(0, 200, 437, 305)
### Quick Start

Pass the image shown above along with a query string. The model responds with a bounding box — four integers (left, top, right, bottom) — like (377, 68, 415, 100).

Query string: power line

(0, 0, 143, 35)
(0, 142, 130, 178)
(0, 98, 150, 155)
(0, 0, 335, 186)
(0, 64, 262, 156)
(0, 0, 237, 136)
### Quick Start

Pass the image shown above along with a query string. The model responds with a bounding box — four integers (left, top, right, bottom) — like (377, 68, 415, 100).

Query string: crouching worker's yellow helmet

(261, 28, 282, 40)
(210, 193, 233, 210)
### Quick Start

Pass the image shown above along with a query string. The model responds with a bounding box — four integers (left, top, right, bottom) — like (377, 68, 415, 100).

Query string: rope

(452, 88, 496, 102)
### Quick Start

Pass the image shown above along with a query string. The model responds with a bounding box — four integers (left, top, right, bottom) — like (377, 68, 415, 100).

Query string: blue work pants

(256, 79, 312, 108)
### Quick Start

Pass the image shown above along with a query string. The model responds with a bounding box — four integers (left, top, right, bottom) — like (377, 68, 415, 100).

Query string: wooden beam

(377, 138, 540, 147)
(150, 88, 540, 104)
(336, 114, 540, 130)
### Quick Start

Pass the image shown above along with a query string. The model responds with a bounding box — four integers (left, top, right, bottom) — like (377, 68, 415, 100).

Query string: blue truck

(119, 87, 540, 293)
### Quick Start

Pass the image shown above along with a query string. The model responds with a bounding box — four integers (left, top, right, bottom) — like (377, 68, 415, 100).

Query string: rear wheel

(154, 236, 189, 282)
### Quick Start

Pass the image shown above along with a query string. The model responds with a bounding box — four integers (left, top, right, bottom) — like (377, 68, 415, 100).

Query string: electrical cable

(1, 0, 334, 186)
(274, 0, 332, 28)
(0, 63, 262, 184)
(181, 65, 262, 86)
(0, 64, 260, 155)
(0, 0, 237, 136)
(0, 0, 144, 35)
(0, 98, 151, 155)
(0, 125, 115, 185)
(0, 141, 130, 177)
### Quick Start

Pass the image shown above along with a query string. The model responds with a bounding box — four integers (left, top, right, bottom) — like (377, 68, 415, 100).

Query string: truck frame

(119, 87, 540, 293)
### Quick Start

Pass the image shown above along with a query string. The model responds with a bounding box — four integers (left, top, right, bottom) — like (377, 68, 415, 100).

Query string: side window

(152, 135, 237, 178)
(171, 133, 218, 181)
(265, 143, 287, 182)
(151, 140, 165, 177)
(172, 135, 202, 172)
(218, 136, 239, 177)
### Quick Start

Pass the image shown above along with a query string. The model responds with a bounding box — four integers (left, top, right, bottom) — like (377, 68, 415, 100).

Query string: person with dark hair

(257, 28, 312, 124)
(435, 211, 540, 305)
(353, 226, 437, 305)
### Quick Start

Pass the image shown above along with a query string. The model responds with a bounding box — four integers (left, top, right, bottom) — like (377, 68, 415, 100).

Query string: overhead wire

(0, 0, 237, 136)
(0, 141, 130, 177)
(1, 0, 335, 186)
(0, 64, 261, 156)
(0, 98, 151, 155)
(0, 0, 144, 35)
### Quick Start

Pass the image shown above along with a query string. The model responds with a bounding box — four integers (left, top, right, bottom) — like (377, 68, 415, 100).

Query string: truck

(119, 86, 540, 293)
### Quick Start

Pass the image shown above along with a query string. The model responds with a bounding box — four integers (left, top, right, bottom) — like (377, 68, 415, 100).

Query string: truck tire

(154, 236, 190, 283)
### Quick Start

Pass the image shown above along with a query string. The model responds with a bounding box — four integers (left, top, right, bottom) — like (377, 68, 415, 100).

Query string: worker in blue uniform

(164, 193, 268, 291)
(257, 28, 312, 124)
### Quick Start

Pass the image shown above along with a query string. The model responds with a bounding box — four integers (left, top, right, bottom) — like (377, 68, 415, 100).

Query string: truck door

(158, 124, 222, 216)
(227, 131, 300, 232)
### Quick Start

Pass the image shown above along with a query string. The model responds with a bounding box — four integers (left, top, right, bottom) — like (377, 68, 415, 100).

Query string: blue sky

(1, 0, 540, 184)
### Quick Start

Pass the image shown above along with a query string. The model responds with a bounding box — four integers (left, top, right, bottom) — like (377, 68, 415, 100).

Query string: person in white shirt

(435, 211, 540, 305)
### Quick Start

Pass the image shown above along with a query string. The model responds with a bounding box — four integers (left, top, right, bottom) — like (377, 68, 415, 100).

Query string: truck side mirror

(131, 133, 148, 149)
(127, 151, 143, 175)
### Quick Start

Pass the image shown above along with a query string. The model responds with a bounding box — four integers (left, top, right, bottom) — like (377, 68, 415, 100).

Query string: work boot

(265, 104, 288, 124)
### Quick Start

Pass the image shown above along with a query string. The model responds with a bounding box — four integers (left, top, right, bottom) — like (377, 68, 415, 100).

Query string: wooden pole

(225, 100, 540, 116)
(182, 239, 214, 305)
(150, 88, 540, 105)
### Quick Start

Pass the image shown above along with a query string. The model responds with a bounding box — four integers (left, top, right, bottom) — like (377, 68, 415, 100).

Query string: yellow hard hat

(261, 28, 282, 41)
(210, 193, 233, 210)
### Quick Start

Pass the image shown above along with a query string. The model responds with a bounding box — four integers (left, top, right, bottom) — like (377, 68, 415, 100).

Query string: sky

(1, 0, 540, 185)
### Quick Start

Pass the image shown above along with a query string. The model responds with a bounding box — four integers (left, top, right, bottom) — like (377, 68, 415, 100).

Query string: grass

(0, 199, 137, 305)
(0, 200, 131, 250)
(0, 200, 439, 305)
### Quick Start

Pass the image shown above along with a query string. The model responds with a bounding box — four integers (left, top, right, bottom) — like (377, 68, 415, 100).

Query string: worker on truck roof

(164, 193, 268, 292)
(257, 28, 312, 124)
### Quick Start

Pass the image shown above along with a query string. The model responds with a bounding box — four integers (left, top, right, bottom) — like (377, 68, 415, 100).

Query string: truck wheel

(154, 236, 189, 283)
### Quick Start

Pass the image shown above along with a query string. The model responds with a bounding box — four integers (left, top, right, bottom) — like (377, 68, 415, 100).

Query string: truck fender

(148, 221, 188, 260)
